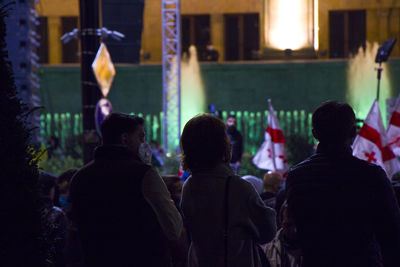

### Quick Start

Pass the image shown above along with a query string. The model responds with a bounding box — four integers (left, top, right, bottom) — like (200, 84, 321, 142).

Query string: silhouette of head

(180, 114, 231, 171)
(101, 113, 145, 152)
(312, 101, 356, 144)
(263, 171, 284, 194)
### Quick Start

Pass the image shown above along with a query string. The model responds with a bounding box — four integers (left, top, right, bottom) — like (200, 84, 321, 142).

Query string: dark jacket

(69, 145, 168, 267)
(260, 191, 277, 210)
(226, 127, 243, 163)
(286, 143, 400, 267)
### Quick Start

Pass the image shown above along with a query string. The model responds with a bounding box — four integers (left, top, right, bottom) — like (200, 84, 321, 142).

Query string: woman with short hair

(180, 114, 276, 267)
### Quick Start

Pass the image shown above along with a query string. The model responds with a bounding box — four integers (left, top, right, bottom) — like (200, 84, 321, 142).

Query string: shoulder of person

(286, 155, 315, 178)
(231, 175, 258, 193)
(350, 154, 385, 170)
(118, 157, 153, 175)
(348, 155, 389, 181)
(69, 163, 92, 187)
(142, 165, 161, 177)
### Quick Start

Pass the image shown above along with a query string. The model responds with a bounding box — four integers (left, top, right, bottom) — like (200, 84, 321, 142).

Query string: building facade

(35, 0, 400, 64)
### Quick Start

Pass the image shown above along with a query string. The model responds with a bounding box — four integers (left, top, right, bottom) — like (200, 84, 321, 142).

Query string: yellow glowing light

(181, 46, 206, 130)
(268, 0, 310, 50)
(314, 0, 319, 50)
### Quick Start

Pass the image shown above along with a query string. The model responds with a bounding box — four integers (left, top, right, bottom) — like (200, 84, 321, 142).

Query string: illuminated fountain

(263, 0, 316, 58)
(181, 45, 206, 129)
(347, 42, 392, 124)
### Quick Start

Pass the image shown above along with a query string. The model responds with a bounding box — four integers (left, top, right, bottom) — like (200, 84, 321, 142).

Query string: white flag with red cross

(387, 97, 400, 156)
(352, 100, 400, 179)
(252, 99, 289, 176)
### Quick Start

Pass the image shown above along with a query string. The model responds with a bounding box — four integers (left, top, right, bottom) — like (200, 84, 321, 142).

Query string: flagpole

(376, 62, 383, 101)
(268, 99, 277, 171)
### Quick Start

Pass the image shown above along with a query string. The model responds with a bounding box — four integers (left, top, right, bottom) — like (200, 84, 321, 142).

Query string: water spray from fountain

(347, 42, 392, 125)
(181, 45, 206, 130)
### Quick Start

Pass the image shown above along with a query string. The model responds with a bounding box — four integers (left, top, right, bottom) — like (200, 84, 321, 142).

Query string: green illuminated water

(347, 42, 392, 126)
(181, 46, 206, 130)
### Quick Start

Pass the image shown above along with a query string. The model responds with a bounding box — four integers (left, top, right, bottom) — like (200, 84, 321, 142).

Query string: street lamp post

(79, 0, 102, 163)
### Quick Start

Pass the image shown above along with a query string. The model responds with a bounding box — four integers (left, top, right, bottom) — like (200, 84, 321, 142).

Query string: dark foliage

(0, 2, 43, 265)
(239, 153, 267, 178)
(286, 134, 315, 166)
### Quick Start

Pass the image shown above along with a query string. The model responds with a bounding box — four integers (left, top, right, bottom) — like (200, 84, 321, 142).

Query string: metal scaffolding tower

(162, 0, 181, 153)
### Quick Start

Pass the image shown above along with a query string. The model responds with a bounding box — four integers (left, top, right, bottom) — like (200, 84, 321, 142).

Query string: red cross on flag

(252, 99, 289, 176)
(387, 97, 400, 156)
(352, 100, 400, 179)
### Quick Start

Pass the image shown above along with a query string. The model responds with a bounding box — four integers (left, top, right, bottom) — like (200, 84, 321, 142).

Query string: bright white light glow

(347, 42, 392, 125)
(268, 0, 309, 50)
(181, 46, 205, 130)
(314, 0, 319, 50)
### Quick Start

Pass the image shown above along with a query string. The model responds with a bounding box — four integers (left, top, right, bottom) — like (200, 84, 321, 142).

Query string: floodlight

(375, 38, 397, 63)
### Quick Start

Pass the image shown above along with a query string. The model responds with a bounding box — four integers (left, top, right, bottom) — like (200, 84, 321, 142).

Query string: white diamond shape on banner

(92, 43, 115, 97)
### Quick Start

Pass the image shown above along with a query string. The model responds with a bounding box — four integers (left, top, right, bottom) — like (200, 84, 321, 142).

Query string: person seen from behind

(260, 171, 284, 209)
(180, 114, 276, 267)
(286, 101, 400, 267)
(69, 113, 182, 267)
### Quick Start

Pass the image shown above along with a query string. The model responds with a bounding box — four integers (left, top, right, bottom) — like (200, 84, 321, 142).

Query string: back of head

(180, 114, 231, 170)
(263, 171, 284, 193)
(100, 112, 144, 145)
(312, 101, 356, 144)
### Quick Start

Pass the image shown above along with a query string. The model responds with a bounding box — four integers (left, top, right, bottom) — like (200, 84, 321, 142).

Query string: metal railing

(40, 109, 314, 155)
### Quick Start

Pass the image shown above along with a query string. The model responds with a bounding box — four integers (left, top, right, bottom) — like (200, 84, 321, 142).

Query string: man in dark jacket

(226, 115, 243, 173)
(286, 101, 400, 267)
(69, 113, 182, 267)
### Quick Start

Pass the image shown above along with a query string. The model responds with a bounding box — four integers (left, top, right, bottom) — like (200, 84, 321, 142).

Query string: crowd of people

(37, 101, 400, 267)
